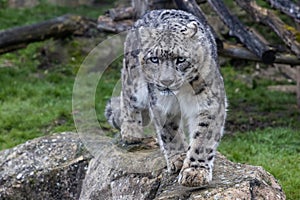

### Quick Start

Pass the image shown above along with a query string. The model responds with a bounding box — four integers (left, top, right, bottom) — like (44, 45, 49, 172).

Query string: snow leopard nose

(160, 65, 175, 87)
(160, 79, 174, 87)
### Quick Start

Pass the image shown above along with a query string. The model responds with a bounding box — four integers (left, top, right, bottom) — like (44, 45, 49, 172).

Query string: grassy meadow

(0, 2, 299, 199)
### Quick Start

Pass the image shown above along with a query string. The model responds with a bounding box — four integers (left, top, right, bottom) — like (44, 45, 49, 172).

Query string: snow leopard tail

(105, 97, 121, 130)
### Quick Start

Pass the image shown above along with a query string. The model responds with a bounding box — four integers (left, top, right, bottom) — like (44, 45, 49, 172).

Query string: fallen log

(0, 14, 97, 55)
(220, 42, 300, 65)
(235, 0, 300, 57)
(207, 0, 276, 64)
(108, 7, 135, 21)
(97, 15, 133, 33)
(265, 0, 300, 23)
(1, 13, 299, 65)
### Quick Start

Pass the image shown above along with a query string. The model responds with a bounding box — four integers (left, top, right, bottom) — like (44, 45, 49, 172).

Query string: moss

(285, 25, 300, 42)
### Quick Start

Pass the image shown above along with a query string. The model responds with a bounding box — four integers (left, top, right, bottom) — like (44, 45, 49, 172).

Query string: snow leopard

(105, 9, 227, 187)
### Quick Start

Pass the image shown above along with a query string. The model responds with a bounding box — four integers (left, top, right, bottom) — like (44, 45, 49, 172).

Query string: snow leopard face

(130, 10, 216, 95)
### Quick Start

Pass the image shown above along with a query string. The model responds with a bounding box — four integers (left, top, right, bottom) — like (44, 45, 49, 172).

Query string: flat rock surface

(0, 132, 286, 199)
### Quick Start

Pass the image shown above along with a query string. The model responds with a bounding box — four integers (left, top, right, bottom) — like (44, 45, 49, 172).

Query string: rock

(0, 132, 91, 200)
(80, 137, 285, 200)
(0, 132, 286, 200)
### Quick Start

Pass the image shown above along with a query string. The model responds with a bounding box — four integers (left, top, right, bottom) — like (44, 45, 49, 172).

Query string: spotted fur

(105, 9, 227, 187)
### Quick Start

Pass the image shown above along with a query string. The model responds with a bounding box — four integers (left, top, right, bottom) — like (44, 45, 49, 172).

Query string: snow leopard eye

(149, 57, 159, 64)
(176, 57, 186, 64)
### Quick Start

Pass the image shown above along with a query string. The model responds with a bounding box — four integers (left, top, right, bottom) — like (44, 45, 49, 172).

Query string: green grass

(0, 2, 114, 149)
(0, 43, 75, 149)
(0, 38, 120, 149)
(219, 128, 300, 200)
(0, 2, 111, 29)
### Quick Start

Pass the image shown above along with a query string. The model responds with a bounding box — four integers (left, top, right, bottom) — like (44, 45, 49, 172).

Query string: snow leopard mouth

(156, 83, 180, 96)
(160, 89, 173, 96)
(157, 87, 175, 96)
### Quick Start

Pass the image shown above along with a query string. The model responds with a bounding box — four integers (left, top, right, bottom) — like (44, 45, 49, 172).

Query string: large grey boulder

(0, 132, 91, 200)
(0, 132, 285, 199)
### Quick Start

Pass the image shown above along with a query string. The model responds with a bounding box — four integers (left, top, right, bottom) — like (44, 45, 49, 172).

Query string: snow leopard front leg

(120, 60, 149, 144)
(149, 93, 188, 174)
(179, 86, 226, 187)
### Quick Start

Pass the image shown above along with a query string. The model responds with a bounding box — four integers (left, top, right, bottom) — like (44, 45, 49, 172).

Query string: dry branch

(265, 0, 300, 23)
(235, 0, 300, 57)
(0, 15, 96, 55)
(207, 0, 276, 64)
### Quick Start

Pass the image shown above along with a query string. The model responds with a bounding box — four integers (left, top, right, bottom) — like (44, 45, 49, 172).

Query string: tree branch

(265, 0, 300, 23)
(235, 0, 300, 57)
(207, 0, 276, 64)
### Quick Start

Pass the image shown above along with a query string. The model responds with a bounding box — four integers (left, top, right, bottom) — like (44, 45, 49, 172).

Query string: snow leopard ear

(183, 21, 198, 38)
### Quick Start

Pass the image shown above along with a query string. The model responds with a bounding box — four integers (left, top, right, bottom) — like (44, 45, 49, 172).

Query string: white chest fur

(155, 83, 210, 118)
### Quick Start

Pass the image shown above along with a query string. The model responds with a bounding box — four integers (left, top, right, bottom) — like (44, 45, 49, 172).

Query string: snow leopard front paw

(120, 124, 144, 145)
(121, 135, 144, 145)
(168, 153, 186, 174)
(178, 166, 212, 187)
